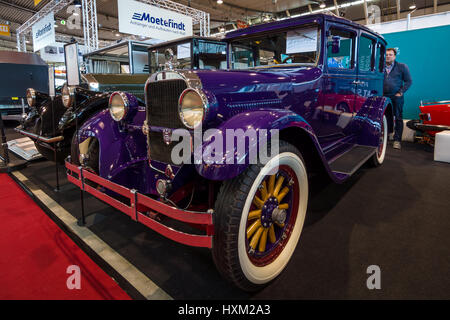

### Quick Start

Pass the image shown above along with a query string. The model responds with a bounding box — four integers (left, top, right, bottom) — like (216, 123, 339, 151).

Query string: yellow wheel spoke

(247, 219, 261, 239)
(258, 228, 269, 252)
(253, 196, 264, 208)
(278, 203, 289, 210)
(276, 187, 290, 203)
(269, 225, 276, 243)
(260, 181, 268, 201)
(250, 227, 264, 249)
(275, 222, 285, 228)
(268, 174, 276, 194)
(248, 209, 261, 221)
(273, 176, 285, 197)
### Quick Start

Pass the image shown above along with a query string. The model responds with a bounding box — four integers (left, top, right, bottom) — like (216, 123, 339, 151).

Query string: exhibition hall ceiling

(0, 0, 448, 51)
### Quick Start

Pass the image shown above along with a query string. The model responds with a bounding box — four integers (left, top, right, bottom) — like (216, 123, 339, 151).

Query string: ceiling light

(74, 0, 82, 7)
(217, 0, 223, 4)
(409, 3, 416, 9)
(115, 33, 121, 37)
(320, 2, 326, 8)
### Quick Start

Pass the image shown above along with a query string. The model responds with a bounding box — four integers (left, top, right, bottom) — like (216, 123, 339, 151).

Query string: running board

(7, 137, 42, 161)
(329, 145, 376, 176)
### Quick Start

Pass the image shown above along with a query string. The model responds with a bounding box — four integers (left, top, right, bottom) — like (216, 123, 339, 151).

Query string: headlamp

(62, 84, 75, 108)
(178, 89, 206, 129)
(109, 92, 129, 122)
(26, 88, 36, 107)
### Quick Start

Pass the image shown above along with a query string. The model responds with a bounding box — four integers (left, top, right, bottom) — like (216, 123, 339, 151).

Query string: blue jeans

(388, 95, 404, 142)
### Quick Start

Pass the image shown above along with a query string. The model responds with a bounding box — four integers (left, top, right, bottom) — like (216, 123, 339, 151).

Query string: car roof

(225, 13, 386, 44)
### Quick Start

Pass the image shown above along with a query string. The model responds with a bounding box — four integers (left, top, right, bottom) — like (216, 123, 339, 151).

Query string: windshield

(230, 25, 320, 69)
(149, 40, 227, 73)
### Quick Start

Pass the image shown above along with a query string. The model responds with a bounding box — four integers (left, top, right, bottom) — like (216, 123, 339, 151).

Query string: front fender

(58, 93, 109, 131)
(194, 110, 321, 181)
(353, 96, 393, 147)
(77, 108, 147, 182)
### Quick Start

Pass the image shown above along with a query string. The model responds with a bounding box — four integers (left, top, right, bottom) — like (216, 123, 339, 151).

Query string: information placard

(286, 28, 317, 54)
(64, 43, 81, 86)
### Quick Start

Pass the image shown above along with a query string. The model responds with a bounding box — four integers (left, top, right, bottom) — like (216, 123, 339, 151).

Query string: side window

(327, 28, 355, 70)
(376, 43, 386, 72)
(359, 35, 375, 72)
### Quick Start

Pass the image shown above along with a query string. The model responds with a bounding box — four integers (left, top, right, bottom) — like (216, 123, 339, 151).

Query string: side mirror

(331, 36, 341, 54)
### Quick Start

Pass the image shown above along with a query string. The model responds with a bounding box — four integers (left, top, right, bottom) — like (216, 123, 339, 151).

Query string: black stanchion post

(48, 66, 60, 192)
(64, 42, 85, 226)
(51, 96, 60, 192)
(74, 93, 86, 226)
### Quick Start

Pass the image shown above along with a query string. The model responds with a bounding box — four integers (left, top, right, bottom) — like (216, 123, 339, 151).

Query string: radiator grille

(146, 79, 187, 129)
(146, 79, 188, 164)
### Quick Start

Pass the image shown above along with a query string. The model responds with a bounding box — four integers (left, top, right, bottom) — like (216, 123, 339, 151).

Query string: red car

(407, 100, 450, 142)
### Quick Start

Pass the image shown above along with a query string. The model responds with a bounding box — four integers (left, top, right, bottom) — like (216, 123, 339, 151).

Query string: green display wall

(382, 25, 450, 119)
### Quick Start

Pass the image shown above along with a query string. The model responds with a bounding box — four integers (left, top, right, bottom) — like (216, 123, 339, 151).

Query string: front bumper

(15, 127, 64, 144)
(65, 160, 214, 248)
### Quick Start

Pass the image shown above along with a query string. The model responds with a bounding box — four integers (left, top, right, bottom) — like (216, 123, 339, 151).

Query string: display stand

(0, 113, 27, 173)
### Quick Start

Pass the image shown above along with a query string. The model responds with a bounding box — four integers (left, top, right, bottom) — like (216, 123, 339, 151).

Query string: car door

(317, 23, 358, 145)
(355, 32, 384, 112)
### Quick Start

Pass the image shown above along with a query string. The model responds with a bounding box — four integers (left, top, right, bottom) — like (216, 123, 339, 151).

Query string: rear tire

(212, 141, 308, 291)
(371, 115, 387, 167)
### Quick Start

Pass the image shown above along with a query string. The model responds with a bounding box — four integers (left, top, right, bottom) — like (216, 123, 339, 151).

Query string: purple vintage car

(67, 13, 393, 291)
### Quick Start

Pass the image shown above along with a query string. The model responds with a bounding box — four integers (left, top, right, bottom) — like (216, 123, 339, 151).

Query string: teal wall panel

(382, 25, 450, 119)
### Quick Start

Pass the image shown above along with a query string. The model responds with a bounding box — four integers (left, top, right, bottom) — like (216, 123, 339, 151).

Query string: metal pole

(363, 0, 369, 25)
(50, 96, 60, 191)
(74, 94, 86, 226)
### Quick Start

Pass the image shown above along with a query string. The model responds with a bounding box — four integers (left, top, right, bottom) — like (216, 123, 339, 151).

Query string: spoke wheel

(245, 165, 299, 267)
(212, 141, 308, 291)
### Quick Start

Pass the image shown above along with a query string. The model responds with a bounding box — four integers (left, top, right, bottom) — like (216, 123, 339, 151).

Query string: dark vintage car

(17, 74, 148, 162)
(17, 37, 226, 162)
(67, 14, 393, 291)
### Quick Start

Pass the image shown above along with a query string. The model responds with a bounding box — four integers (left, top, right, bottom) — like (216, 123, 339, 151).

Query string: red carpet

(0, 173, 131, 300)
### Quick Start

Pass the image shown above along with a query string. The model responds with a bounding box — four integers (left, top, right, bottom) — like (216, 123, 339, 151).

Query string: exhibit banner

(117, 0, 193, 41)
(32, 12, 55, 52)
(0, 24, 10, 37)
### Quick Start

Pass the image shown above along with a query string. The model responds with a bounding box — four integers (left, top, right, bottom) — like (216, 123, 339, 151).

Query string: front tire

(212, 141, 308, 291)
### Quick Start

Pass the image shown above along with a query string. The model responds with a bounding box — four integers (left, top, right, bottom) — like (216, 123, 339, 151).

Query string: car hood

(192, 67, 322, 121)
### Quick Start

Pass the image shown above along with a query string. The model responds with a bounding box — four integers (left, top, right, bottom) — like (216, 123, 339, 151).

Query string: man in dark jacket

(383, 48, 412, 150)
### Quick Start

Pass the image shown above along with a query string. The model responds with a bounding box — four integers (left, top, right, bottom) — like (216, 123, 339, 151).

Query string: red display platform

(0, 173, 131, 300)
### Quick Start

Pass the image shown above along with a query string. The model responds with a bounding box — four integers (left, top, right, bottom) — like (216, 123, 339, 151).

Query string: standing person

(383, 48, 412, 150)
